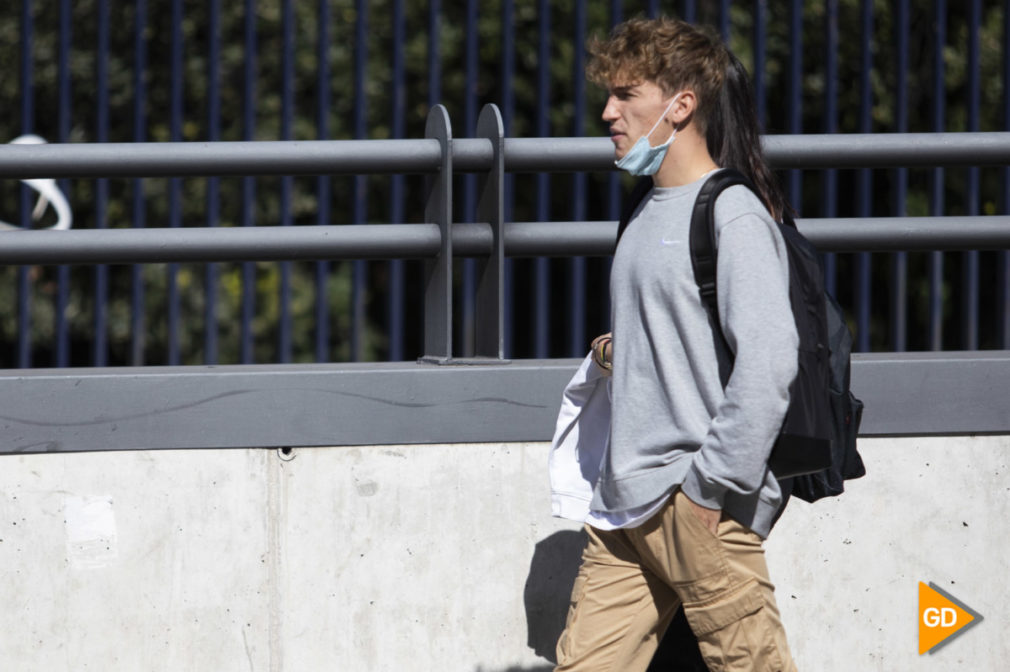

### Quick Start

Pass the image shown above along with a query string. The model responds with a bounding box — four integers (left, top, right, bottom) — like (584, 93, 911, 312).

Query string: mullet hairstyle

(706, 49, 790, 221)
(588, 16, 789, 220)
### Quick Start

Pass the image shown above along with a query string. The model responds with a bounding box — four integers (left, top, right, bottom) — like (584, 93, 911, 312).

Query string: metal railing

(4, 2, 1010, 455)
(1, 109, 1010, 454)
(2, 105, 1010, 363)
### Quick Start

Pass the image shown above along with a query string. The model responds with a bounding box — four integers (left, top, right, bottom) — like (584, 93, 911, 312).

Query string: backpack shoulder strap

(689, 168, 757, 311)
(615, 177, 655, 245)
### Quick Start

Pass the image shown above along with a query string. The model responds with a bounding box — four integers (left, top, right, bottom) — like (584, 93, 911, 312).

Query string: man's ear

(668, 90, 697, 125)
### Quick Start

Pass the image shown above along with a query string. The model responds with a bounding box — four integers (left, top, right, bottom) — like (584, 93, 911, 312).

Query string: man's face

(602, 79, 672, 159)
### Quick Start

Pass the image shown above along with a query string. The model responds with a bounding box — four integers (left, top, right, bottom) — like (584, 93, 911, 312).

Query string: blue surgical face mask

(614, 93, 682, 176)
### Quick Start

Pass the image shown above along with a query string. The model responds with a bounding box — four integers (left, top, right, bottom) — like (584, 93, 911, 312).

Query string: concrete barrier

(0, 436, 1006, 671)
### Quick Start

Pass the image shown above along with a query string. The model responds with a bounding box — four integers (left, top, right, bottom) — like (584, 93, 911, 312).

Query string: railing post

(475, 104, 505, 360)
(421, 105, 453, 363)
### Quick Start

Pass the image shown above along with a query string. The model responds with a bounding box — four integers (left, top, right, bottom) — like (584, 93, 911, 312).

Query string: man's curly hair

(586, 17, 730, 135)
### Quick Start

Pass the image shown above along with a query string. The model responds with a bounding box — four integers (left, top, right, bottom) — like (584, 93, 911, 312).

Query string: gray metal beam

(0, 352, 1006, 454)
(0, 139, 443, 178)
(0, 216, 1006, 266)
(502, 217, 1010, 256)
(504, 137, 616, 172)
(474, 104, 505, 359)
(502, 133, 1010, 172)
(0, 224, 444, 264)
(5, 133, 1010, 180)
(762, 132, 1010, 168)
(796, 216, 1010, 252)
(422, 105, 453, 362)
(452, 137, 496, 171)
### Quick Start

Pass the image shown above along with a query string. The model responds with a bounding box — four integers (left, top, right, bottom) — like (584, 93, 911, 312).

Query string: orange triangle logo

(919, 582, 984, 654)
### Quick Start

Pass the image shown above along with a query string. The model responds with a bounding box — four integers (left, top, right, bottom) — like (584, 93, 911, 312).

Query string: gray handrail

(0, 139, 444, 178)
(0, 216, 1007, 266)
(4, 133, 1010, 179)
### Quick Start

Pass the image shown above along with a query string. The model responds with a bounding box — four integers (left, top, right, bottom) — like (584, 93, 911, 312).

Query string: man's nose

(602, 97, 619, 122)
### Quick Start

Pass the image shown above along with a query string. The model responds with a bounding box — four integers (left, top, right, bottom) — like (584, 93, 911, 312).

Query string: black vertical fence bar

(1003, 0, 1010, 349)
(501, 0, 515, 357)
(352, 0, 369, 362)
(753, 0, 767, 128)
(18, 0, 33, 368)
(95, 0, 109, 366)
(891, 0, 909, 351)
(205, 0, 220, 365)
(241, 0, 256, 364)
(167, 0, 183, 365)
(315, 0, 331, 362)
(929, 0, 946, 350)
(683, 0, 696, 23)
(534, 0, 550, 358)
(719, 0, 730, 41)
(56, 0, 72, 367)
(647, 0, 659, 19)
(131, 0, 147, 366)
(461, 0, 478, 357)
(964, 0, 981, 349)
(787, 0, 802, 207)
(569, 0, 587, 357)
(279, 0, 294, 363)
(855, 0, 873, 352)
(388, 0, 405, 360)
(428, 0, 442, 107)
(823, 0, 838, 298)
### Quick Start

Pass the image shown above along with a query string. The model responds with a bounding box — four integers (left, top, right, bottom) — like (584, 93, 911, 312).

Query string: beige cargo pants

(555, 490, 797, 672)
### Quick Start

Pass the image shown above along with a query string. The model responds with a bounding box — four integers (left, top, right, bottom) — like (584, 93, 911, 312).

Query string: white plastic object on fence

(0, 135, 72, 232)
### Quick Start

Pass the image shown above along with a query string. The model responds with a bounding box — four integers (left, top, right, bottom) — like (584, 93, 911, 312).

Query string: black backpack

(617, 170, 865, 503)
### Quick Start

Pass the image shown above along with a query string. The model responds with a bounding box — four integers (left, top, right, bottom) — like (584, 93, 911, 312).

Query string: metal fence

(4, 0, 1010, 367)
(3, 114, 1010, 365)
(2, 111, 1010, 454)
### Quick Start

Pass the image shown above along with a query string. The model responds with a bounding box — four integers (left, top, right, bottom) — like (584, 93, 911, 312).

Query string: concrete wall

(1, 436, 1006, 671)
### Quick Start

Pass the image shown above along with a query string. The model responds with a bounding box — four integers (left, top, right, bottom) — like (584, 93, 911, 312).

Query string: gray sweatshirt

(590, 173, 799, 538)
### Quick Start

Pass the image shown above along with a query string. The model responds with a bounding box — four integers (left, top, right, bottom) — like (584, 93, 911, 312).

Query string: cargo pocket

(683, 579, 791, 672)
(681, 577, 763, 637)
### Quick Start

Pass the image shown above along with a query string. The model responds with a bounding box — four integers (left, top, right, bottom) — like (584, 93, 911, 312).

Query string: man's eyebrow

(610, 84, 636, 95)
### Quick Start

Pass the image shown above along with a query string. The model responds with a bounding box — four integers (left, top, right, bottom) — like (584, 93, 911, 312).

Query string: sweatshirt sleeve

(679, 207, 799, 510)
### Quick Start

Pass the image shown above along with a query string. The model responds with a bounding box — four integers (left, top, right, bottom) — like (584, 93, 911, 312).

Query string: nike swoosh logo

(660, 237, 681, 246)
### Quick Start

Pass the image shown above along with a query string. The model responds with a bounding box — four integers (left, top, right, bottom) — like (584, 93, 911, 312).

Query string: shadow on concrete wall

(522, 529, 589, 664)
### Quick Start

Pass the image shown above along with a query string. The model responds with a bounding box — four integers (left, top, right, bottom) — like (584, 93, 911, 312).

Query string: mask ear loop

(643, 93, 682, 145)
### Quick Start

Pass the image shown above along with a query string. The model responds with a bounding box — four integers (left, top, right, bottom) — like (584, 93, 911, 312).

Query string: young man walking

(555, 18, 800, 672)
